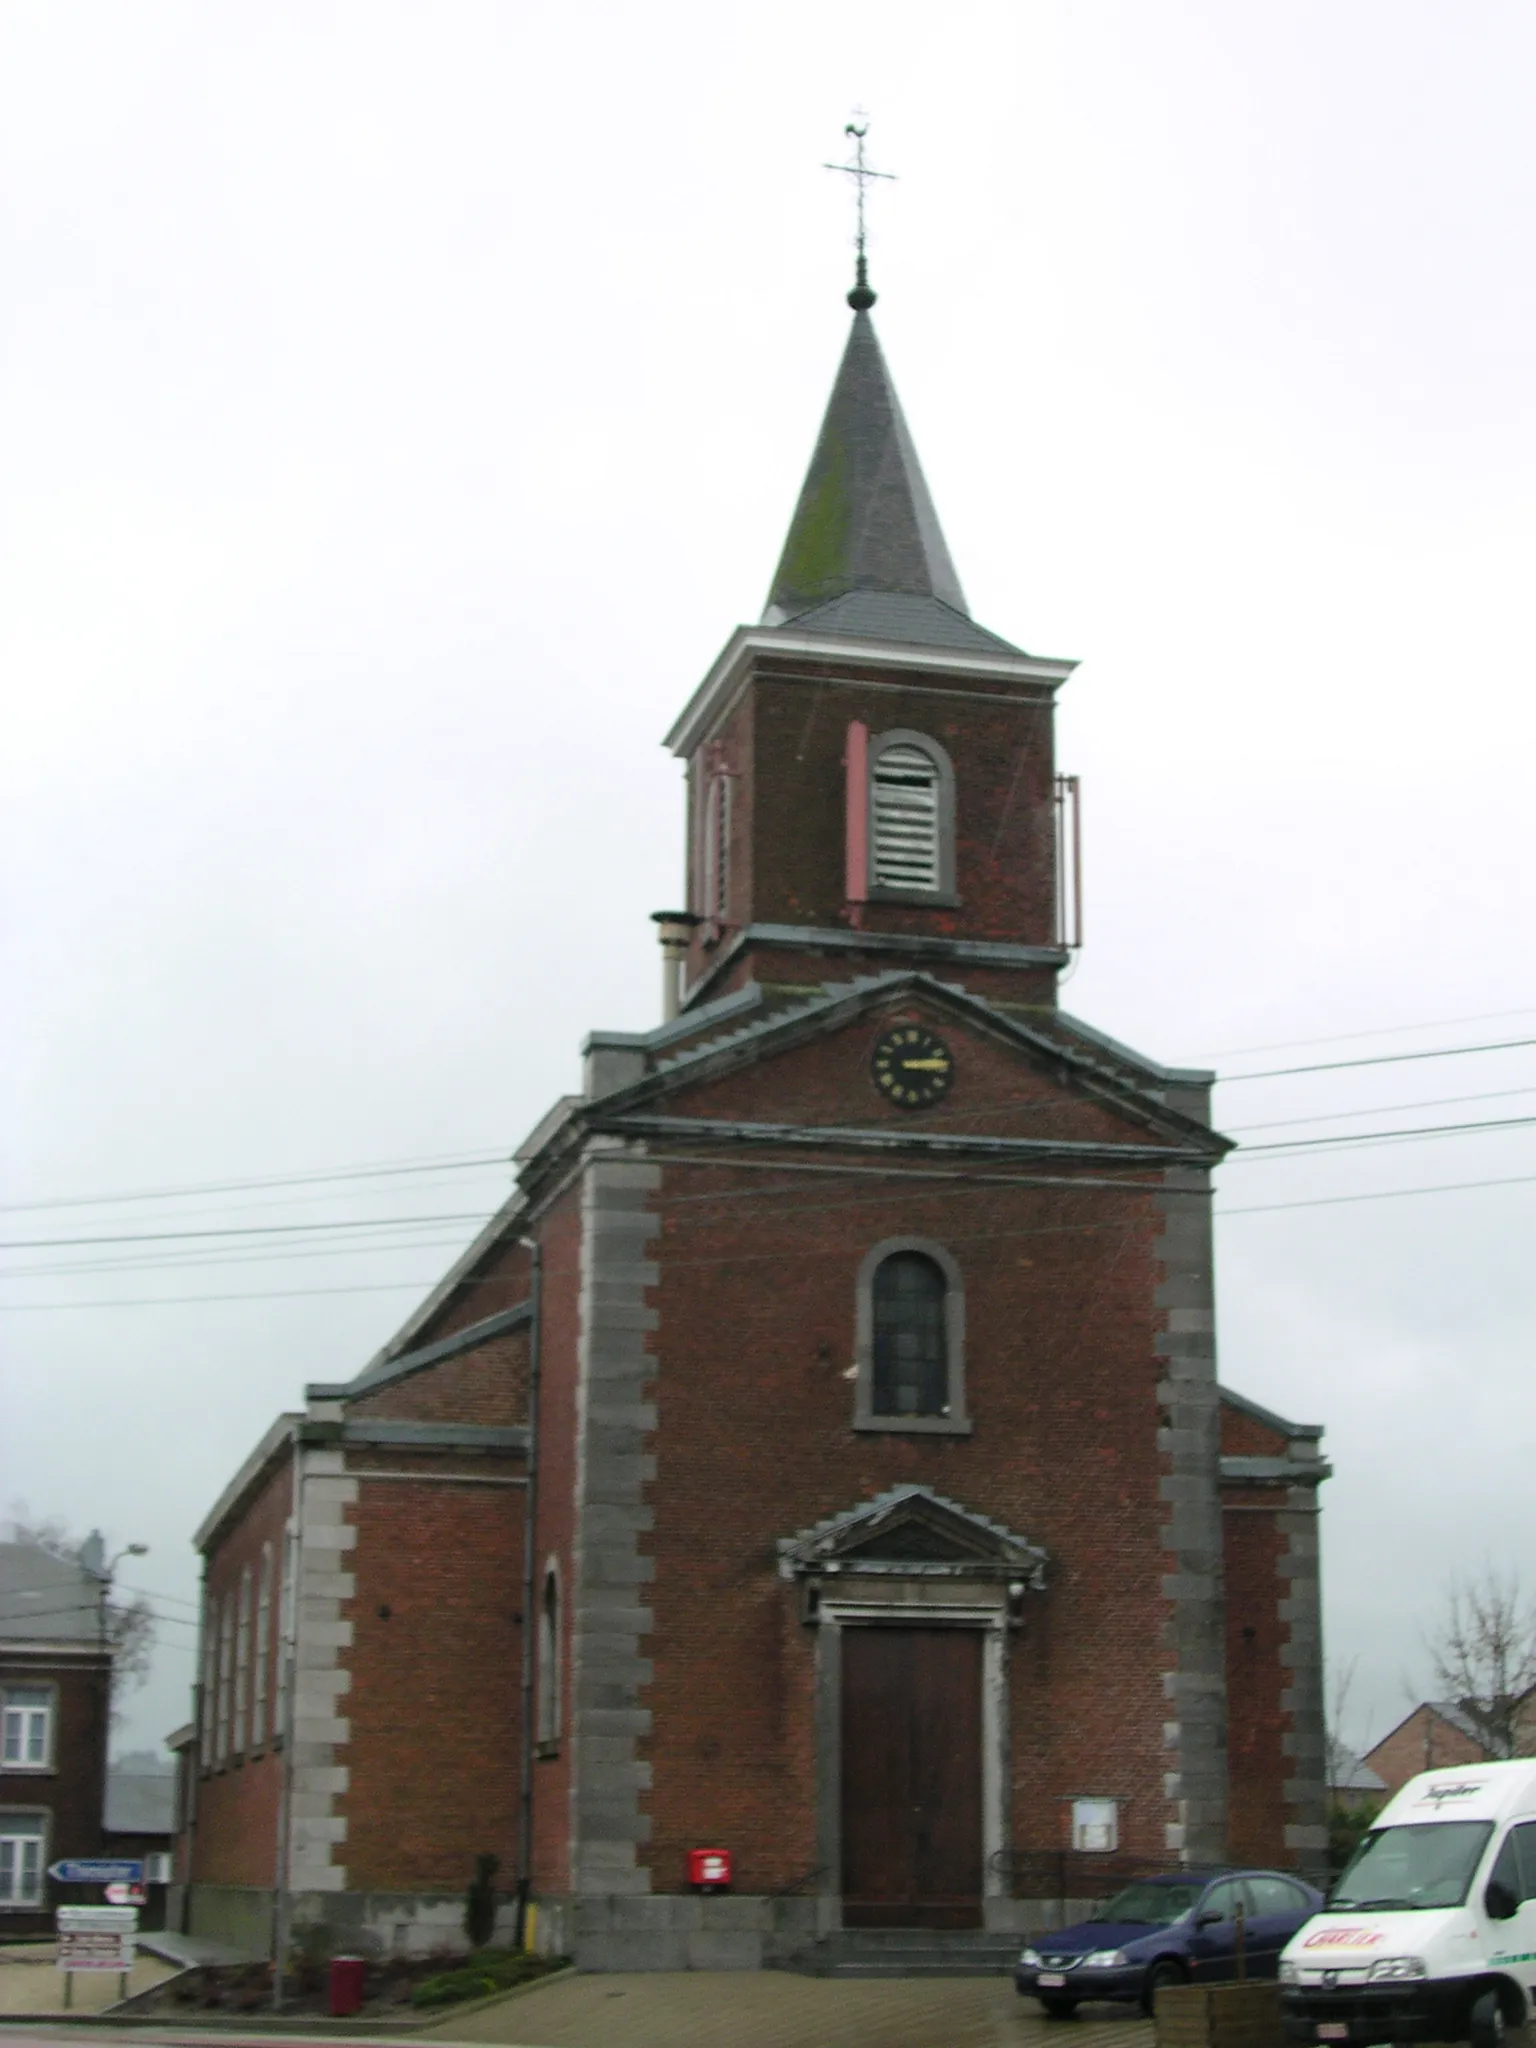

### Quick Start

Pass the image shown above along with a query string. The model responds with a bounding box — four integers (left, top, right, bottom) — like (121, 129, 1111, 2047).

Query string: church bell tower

(664, 266, 1082, 1022)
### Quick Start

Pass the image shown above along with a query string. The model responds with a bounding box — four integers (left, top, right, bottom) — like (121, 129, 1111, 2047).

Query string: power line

(1232, 1111, 1536, 1157)
(1203, 1004, 1536, 1059)
(0, 1278, 461, 1311)
(1220, 1035, 1536, 1084)
(7, 1157, 1536, 1310)
(1226, 1083, 1536, 1133)
(0, 1210, 499, 1253)
(14, 1094, 1536, 1281)
(0, 1147, 516, 1219)
(1221, 1170, 1536, 1217)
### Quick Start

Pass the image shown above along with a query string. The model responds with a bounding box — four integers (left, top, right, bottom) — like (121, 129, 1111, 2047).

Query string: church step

(780, 1931, 1022, 1977)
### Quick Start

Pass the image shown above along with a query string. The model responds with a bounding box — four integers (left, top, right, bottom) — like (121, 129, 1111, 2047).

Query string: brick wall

(681, 654, 1061, 1000)
(340, 1456, 526, 1893)
(193, 1447, 291, 1889)
(638, 1055, 1179, 1892)
(1367, 1707, 1490, 1796)
(349, 1329, 529, 1427)
(1223, 1489, 1289, 1864)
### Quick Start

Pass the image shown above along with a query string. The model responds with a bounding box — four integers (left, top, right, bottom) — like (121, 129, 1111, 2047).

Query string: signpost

(56, 1905, 137, 2009)
(48, 1858, 144, 1886)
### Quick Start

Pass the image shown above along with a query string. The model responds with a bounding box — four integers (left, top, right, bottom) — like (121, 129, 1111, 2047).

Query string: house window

(0, 1814, 45, 1907)
(216, 1598, 233, 1763)
(233, 1566, 251, 1755)
(536, 1563, 561, 1750)
(1, 1689, 52, 1771)
(701, 775, 732, 924)
(853, 1238, 971, 1436)
(252, 1545, 272, 1749)
(868, 730, 955, 898)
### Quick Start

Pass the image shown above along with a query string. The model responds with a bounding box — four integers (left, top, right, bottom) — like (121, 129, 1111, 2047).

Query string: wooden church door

(839, 1627, 984, 1928)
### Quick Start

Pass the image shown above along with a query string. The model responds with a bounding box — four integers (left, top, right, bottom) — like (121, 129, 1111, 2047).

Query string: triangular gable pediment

(778, 1484, 1047, 1585)
(582, 971, 1229, 1159)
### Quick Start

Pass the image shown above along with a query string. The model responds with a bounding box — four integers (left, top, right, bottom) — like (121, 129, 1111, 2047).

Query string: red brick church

(178, 266, 1329, 1971)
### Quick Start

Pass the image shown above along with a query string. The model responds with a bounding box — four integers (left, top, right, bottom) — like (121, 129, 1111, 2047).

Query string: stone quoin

(177, 263, 1329, 1972)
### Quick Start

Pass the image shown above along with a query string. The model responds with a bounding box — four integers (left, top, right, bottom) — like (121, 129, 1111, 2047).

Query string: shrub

(409, 1950, 557, 2010)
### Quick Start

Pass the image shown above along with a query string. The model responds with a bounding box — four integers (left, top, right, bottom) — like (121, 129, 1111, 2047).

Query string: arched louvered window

(854, 1237, 971, 1435)
(867, 731, 954, 897)
(702, 775, 732, 923)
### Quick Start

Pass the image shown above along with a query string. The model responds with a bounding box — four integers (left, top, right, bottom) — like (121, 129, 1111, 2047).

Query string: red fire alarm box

(688, 1847, 732, 1891)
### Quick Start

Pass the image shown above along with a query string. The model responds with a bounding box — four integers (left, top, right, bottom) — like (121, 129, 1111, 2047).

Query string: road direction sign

(48, 1858, 144, 1885)
(56, 1905, 137, 1972)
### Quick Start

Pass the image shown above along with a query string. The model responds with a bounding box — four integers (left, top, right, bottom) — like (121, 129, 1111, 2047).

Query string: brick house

(0, 1541, 114, 1936)
(181, 273, 1330, 1968)
(1361, 1698, 1536, 1800)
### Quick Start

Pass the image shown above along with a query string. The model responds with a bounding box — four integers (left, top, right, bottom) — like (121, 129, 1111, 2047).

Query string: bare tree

(3, 1506, 156, 1706)
(1426, 1566, 1536, 1760)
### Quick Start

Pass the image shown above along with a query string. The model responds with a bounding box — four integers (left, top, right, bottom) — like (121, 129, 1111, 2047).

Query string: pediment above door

(777, 1483, 1047, 1586)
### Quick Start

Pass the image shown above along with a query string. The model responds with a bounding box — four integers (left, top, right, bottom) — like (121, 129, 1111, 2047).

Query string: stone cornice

(665, 626, 1076, 758)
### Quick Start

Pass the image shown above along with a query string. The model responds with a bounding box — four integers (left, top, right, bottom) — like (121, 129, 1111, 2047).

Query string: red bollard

(329, 1956, 366, 2017)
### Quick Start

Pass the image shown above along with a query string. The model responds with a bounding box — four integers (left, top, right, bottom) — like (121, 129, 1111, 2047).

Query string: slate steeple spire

(762, 298, 970, 629)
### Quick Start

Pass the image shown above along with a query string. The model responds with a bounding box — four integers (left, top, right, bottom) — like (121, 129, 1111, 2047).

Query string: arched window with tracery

(854, 1238, 971, 1435)
(872, 1252, 947, 1416)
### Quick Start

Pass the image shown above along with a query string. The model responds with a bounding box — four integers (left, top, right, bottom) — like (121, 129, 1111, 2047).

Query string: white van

(1281, 1760, 1536, 2048)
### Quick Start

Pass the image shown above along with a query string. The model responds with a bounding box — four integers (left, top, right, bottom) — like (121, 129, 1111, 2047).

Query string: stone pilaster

(1155, 1163, 1229, 1865)
(571, 1148, 660, 1919)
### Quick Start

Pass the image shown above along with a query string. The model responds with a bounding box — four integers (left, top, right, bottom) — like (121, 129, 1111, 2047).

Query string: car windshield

(1329, 1822, 1494, 1912)
(1092, 1881, 1205, 1926)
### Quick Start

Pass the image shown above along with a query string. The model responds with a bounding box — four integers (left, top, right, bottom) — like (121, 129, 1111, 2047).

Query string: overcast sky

(6, 1, 1536, 1771)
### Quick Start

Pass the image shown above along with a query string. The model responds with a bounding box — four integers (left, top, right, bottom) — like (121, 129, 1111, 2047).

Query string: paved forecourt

(423, 1971, 1158, 2048)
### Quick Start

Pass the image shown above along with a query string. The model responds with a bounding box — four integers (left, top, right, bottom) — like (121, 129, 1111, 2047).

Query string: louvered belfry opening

(702, 775, 731, 922)
(870, 742, 940, 891)
(871, 1251, 948, 1416)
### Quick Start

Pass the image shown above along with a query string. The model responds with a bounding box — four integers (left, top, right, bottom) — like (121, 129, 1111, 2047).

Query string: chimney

(651, 912, 698, 1023)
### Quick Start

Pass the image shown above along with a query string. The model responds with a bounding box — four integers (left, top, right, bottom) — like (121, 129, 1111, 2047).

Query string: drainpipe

(514, 1238, 543, 1948)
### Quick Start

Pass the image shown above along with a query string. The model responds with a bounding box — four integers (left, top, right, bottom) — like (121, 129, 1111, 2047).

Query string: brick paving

(424, 1972, 1158, 2048)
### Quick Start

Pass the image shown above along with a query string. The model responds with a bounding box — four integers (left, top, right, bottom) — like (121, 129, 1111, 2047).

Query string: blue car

(1016, 1869, 1327, 2017)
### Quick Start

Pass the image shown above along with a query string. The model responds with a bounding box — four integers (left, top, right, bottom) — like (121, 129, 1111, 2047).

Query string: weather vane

(824, 116, 895, 310)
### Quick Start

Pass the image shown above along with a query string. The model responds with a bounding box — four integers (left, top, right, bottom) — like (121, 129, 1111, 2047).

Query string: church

(177, 256, 1330, 1973)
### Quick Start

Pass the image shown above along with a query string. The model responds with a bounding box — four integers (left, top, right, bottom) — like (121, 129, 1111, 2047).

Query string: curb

(0, 1965, 575, 2034)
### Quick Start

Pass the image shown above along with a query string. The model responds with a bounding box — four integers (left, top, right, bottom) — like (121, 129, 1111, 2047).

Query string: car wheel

(1143, 1959, 1186, 2017)
(1038, 1996, 1078, 2019)
(1470, 1990, 1507, 2048)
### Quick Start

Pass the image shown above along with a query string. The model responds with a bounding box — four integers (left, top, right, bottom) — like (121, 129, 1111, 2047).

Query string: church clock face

(871, 1025, 955, 1109)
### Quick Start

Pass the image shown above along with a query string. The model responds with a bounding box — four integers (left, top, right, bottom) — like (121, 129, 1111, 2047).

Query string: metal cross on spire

(824, 117, 895, 310)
